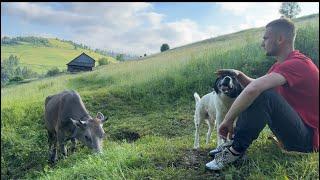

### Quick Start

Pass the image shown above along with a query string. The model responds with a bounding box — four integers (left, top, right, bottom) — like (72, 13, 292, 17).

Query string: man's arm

(237, 71, 255, 87)
(219, 72, 287, 138)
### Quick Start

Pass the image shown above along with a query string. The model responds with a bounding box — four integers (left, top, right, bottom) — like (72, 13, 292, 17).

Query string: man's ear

(277, 33, 286, 44)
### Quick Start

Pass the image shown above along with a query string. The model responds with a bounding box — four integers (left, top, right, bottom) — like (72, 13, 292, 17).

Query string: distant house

(67, 52, 96, 72)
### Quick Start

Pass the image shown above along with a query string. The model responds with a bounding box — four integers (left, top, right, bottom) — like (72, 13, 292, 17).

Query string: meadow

(1, 38, 117, 74)
(1, 14, 319, 179)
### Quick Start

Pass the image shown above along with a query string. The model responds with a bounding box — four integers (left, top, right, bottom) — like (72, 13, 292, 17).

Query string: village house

(67, 52, 96, 72)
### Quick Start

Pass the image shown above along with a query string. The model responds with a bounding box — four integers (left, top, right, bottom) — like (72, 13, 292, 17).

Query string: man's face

(261, 27, 280, 56)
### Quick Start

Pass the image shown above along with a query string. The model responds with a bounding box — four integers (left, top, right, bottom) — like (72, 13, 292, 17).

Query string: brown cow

(44, 90, 108, 164)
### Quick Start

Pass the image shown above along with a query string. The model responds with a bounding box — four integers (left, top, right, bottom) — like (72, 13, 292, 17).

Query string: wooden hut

(67, 52, 96, 72)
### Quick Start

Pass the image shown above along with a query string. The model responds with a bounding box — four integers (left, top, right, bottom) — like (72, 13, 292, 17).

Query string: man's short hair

(266, 18, 296, 43)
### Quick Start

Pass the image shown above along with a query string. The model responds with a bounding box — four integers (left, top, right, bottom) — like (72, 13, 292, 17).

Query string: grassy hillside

(1, 14, 319, 180)
(1, 38, 117, 74)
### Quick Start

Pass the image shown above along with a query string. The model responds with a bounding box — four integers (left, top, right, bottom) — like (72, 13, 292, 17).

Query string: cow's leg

(71, 138, 76, 153)
(57, 133, 67, 158)
(48, 131, 57, 164)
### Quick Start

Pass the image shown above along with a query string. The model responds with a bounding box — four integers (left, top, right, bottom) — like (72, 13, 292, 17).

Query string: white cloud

(2, 2, 317, 55)
(217, 2, 254, 15)
(3, 2, 218, 55)
(3, 2, 218, 54)
(216, 2, 283, 34)
(298, 2, 319, 17)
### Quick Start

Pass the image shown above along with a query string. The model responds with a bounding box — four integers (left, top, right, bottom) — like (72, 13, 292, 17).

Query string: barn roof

(67, 52, 96, 67)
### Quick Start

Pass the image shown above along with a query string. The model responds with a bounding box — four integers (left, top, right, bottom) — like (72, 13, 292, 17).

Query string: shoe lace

(215, 148, 232, 165)
(216, 140, 233, 151)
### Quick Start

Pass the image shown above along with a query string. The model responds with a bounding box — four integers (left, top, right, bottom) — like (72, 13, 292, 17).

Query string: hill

(1, 14, 319, 179)
(1, 37, 117, 74)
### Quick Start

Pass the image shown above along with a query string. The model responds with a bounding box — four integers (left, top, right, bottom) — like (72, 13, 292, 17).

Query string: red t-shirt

(267, 50, 319, 151)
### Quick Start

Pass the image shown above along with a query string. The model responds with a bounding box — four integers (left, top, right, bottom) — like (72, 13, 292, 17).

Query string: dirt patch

(176, 148, 212, 170)
(153, 148, 225, 179)
(110, 129, 141, 143)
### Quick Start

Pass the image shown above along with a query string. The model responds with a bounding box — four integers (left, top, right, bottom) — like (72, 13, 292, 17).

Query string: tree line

(1, 55, 66, 87)
(1, 36, 50, 46)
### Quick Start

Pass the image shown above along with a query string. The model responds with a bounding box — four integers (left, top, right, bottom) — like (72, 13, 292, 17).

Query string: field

(1, 14, 319, 179)
(1, 38, 117, 74)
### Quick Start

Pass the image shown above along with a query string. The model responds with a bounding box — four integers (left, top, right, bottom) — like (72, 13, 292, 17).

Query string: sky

(1, 2, 319, 56)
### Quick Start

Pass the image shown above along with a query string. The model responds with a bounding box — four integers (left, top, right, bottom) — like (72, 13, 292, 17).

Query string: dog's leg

(193, 109, 201, 149)
(205, 117, 214, 145)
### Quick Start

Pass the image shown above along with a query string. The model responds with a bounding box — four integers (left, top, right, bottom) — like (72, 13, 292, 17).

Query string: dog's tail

(194, 92, 201, 105)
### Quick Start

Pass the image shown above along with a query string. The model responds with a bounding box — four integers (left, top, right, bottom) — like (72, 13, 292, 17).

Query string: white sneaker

(208, 140, 233, 158)
(205, 147, 242, 171)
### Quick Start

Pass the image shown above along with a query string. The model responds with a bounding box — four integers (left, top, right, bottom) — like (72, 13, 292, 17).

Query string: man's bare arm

(224, 72, 287, 124)
(218, 72, 287, 139)
(237, 71, 255, 87)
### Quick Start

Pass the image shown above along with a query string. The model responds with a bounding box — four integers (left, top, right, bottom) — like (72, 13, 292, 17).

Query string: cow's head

(71, 112, 108, 153)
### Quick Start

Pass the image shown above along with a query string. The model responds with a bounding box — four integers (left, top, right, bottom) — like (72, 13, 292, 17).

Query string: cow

(44, 90, 108, 164)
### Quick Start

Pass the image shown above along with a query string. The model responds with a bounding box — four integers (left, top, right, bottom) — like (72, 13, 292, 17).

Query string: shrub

(9, 76, 24, 82)
(46, 67, 60, 77)
(98, 57, 110, 66)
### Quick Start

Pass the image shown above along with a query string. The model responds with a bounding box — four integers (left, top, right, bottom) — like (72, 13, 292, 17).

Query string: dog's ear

(236, 81, 243, 94)
(213, 77, 221, 94)
(229, 79, 243, 98)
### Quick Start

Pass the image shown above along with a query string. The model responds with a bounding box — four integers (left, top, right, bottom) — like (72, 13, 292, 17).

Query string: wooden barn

(67, 52, 96, 72)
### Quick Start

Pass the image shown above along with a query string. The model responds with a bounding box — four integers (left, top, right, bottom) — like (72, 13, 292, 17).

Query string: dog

(193, 74, 243, 149)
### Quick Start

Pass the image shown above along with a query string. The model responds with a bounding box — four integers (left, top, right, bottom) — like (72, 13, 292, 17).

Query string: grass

(1, 14, 319, 179)
(1, 38, 117, 74)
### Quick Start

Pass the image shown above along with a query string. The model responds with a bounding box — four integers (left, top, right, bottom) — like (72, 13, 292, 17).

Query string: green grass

(1, 14, 319, 180)
(1, 38, 117, 74)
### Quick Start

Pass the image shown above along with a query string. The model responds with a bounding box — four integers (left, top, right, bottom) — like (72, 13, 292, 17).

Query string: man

(205, 18, 319, 171)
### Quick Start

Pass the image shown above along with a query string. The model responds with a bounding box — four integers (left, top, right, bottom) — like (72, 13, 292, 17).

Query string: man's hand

(215, 69, 241, 77)
(218, 120, 234, 140)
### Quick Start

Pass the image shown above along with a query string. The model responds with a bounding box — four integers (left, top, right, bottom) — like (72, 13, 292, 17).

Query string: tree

(160, 43, 170, 52)
(144, 53, 147, 57)
(116, 54, 124, 61)
(279, 2, 301, 19)
(1, 55, 39, 86)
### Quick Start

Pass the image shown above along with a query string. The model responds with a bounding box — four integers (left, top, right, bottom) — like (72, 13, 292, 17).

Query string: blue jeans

(232, 89, 314, 153)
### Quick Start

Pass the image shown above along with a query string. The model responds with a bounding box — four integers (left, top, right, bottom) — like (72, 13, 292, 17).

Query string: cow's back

(45, 90, 85, 133)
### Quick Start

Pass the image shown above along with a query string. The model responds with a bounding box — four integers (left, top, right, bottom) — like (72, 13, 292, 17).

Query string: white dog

(193, 74, 243, 149)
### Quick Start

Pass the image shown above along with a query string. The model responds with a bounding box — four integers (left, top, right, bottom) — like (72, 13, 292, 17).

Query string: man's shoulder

(281, 57, 310, 67)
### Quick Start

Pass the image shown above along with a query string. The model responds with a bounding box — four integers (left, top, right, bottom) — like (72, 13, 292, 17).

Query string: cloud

(217, 2, 282, 30)
(3, 2, 218, 55)
(6, 2, 315, 55)
(71, 18, 217, 55)
(217, 2, 254, 15)
(1, 2, 218, 54)
(2, 3, 96, 26)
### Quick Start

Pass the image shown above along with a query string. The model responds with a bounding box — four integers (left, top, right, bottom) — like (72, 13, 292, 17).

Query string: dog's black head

(213, 74, 243, 98)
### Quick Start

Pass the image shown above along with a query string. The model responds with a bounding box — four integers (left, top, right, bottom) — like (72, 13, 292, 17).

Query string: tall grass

(1, 14, 319, 179)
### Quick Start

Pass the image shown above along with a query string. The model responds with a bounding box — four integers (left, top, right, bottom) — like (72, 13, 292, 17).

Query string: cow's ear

(96, 112, 108, 124)
(70, 118, 87, 128)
